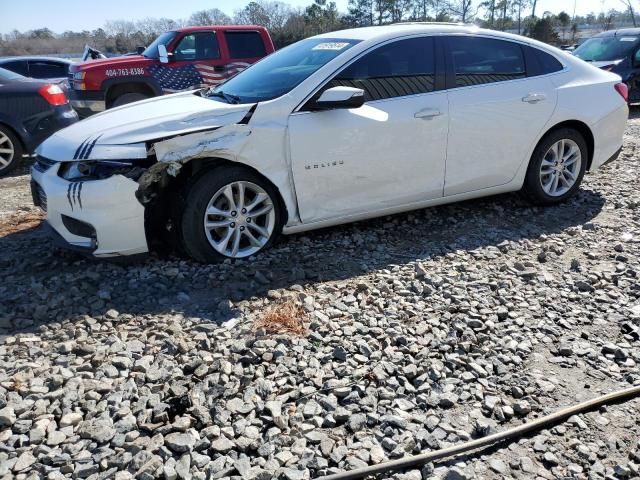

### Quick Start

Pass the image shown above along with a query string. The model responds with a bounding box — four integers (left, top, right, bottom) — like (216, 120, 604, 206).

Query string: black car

(0, 56, 73, 82)
(573, 28, 640, 103)
(0, 67, 78, 176)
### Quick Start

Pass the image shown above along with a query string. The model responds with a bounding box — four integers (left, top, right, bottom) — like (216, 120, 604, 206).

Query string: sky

(0, 0, 628, 34)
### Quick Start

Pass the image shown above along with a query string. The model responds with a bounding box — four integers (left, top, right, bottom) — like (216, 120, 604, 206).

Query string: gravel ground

(1, 110, 639, 480)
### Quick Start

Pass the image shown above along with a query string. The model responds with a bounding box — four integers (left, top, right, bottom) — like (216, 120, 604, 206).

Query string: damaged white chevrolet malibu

(32, 24, 628, 262)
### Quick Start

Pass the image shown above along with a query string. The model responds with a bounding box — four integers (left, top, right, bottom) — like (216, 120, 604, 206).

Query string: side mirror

(313, 86, 365, 110)
(158, 44, 170, 64)
(136, 46, 145, 55)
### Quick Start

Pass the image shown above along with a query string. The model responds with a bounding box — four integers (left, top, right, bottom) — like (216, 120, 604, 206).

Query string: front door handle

(415, 108, 442, 119)
(522, 93, 546, 104)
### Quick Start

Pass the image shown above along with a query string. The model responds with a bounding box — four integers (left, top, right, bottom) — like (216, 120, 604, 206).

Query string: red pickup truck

(68, 25, 274, 117)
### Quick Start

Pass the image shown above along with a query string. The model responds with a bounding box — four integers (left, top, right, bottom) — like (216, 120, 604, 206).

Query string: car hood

(37, 91, 254, 161)
(72, 55, 151, 71)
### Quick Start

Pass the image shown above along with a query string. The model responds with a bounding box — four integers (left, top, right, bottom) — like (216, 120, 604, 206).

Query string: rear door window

(174, 32, 220, 61)
(524, 46, 564, 77)
(225, 31, 267, 59)
(449, 36, 526, 87)
(29, 61, 69, 78)
(327, 36, 436, 102)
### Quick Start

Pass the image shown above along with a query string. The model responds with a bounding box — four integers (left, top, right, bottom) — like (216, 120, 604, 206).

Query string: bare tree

(618, 0, 637, 26)
(188, 8, 232, 26)
(447, 0, 474, 22)
(512, 0, 531, 33)
(135, 18, 181, 45)
(598, 10, 615, 31)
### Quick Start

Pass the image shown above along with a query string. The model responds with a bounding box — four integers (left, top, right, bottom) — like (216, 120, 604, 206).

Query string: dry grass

(0, 211, 43, 237)
(254, 301, 308, 337)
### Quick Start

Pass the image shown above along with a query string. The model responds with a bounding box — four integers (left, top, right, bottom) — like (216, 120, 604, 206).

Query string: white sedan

(31, 24, 628, 262)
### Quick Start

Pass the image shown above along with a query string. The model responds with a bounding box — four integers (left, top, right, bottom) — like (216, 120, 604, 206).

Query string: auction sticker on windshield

(312, 42, 350, 51)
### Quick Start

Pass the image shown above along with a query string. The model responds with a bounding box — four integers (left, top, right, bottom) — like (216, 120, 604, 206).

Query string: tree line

(1, 0, 639, 56)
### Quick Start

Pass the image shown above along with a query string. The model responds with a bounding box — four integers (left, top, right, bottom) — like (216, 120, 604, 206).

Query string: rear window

(29, 61, 69, 78)
(1, 60, 28, 76)
(450, 36, 526, 87)
(225, 31, 267, 59)
(0, 67, 24, 81)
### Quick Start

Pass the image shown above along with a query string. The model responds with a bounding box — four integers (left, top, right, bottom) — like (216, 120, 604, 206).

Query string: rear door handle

(522, 93, 546, 104)
(415, 108, 442, 119)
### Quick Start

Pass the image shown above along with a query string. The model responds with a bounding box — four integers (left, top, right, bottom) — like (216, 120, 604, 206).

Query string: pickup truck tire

(180, 167, 284, 263)
(111, 92, 150, 108)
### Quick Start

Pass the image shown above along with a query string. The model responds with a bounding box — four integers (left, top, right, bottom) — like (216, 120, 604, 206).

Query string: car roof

(595, 28, 640, 37)
(174, 25, 268, 33)
(314, 23, 562, 51)
(0, 56, 74, 64)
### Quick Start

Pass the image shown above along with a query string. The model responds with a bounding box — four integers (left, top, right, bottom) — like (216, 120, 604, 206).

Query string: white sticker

(619, 37, 638, 42)
(312, 42, 350, 51)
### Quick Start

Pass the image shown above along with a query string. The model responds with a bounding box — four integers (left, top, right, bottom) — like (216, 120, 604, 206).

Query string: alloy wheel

(539, 138, 582, 197)
(203, 181, 276, 258)
(0, 131, 14, 169)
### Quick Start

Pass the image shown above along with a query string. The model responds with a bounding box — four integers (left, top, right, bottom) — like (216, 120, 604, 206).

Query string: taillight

(615, 83, 629, 102)
(38, 84, 68, 106)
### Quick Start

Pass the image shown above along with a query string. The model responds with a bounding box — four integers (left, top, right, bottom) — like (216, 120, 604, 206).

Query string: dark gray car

(0, 67, 78, 176)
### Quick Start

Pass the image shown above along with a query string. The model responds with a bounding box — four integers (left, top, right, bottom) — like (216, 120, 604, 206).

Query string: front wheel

(180, 167, 284, 262)
(521, 128, 588, 205)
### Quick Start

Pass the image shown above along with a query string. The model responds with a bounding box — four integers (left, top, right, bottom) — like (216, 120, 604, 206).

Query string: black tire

(0, 125, 23, 177)
(111, 92, 150, 108)
(180, 166, 284, 263)
(521, 128, 588, 205)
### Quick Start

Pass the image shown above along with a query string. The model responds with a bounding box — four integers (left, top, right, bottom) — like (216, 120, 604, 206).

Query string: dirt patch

(0, 210, 43, 237)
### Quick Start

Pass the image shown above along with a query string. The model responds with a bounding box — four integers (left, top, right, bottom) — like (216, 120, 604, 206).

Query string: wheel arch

(141, 155, 290, 257)
(538, 120, 595, 171)
(104, 78, 159, 108)
(142, 156, 290, 229)
(185, 157, 290, 224)
(0, 120, 27, 153)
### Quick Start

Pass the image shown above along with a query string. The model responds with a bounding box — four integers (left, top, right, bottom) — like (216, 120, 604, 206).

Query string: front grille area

(30, 180, 47, 212)
(33, 156, 57, 174)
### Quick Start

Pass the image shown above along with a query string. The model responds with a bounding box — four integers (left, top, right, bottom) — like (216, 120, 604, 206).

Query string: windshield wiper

(206, 89, 241, 104)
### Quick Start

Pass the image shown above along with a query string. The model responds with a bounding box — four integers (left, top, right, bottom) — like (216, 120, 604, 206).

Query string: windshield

(574, 35, 639, 62)
(143, 31, 178, 58)
(0, 67, 23, 82)
(208, 37, 361, 103)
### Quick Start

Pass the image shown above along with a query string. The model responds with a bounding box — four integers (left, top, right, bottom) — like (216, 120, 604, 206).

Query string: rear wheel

(111, 92, 149, 108)
(180, 167, 284, 263)
(0, 126, 23, 177)
(521, 128, 587, 205)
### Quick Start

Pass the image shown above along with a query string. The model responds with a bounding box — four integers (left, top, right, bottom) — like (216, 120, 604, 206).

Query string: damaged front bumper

(31, 161, 148, 257)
